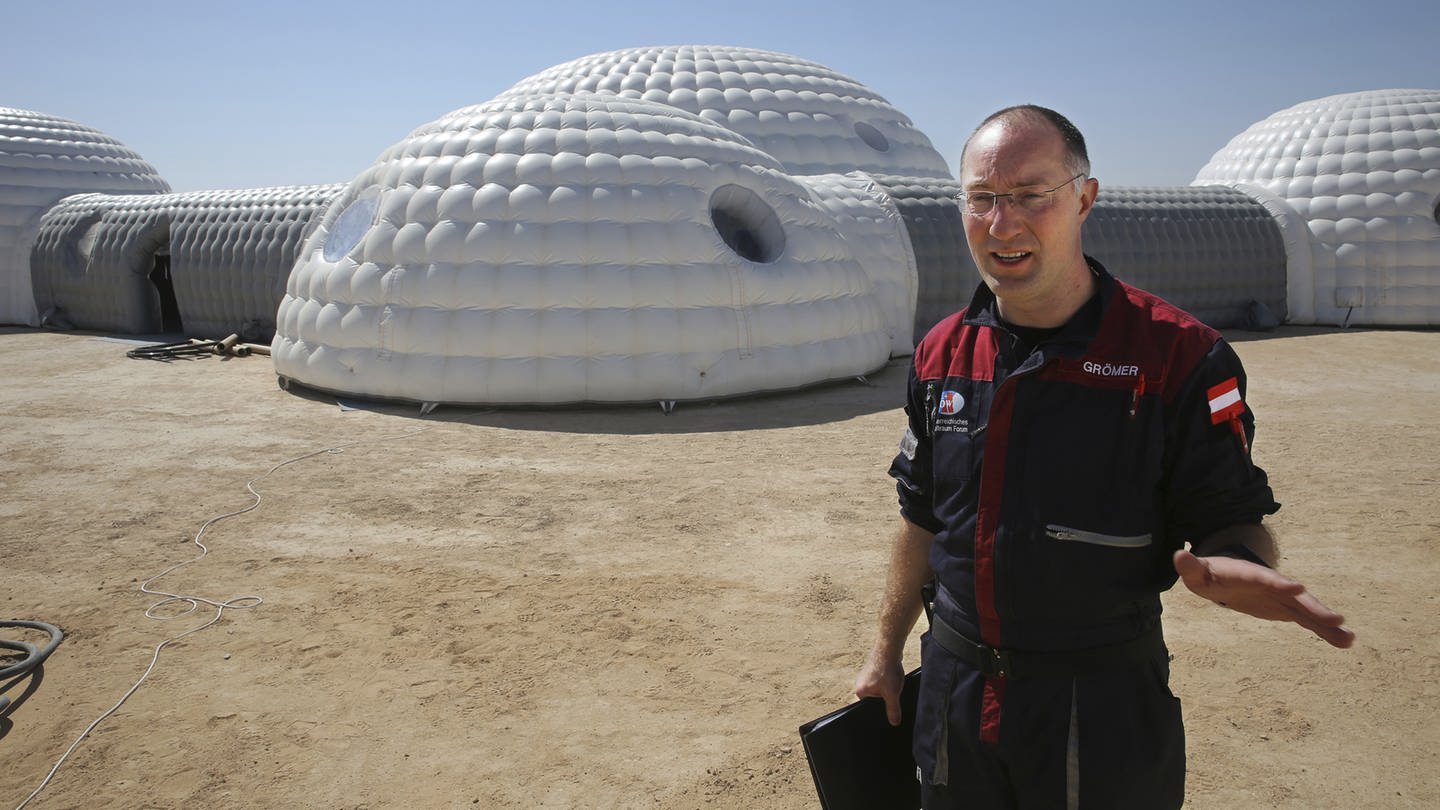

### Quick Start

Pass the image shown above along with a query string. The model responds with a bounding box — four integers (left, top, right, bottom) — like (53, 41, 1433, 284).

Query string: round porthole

(710, 184, 785, 264)
(323, 186, 382, 262)
(854, 121, 890, 152)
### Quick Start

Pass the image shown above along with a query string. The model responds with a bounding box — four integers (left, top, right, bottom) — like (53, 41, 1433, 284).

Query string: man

(854, 105, 1354, 809)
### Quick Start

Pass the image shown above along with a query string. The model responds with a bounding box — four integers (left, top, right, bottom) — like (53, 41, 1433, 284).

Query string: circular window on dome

(323, 185, 382, 262)
(710, 184, 785, 264)
(854, 121, 890, 153)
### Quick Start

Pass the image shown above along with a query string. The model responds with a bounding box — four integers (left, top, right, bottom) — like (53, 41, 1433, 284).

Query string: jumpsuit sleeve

(1162, 337, 1281, 544)
(889, 360, 945, 535)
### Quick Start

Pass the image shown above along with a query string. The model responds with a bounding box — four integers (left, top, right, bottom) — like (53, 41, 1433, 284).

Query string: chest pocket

(1015, 375, 1165, 540)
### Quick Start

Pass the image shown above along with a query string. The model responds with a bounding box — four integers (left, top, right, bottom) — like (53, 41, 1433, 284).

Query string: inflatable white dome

(499, 45, 952, 180)
(1194, 89, 1440, 326)
(272, 93, 898, 406)
(0, 107, 170, 326)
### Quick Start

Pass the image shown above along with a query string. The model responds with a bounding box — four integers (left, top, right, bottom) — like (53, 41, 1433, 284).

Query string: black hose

(1, 620, 63, 681)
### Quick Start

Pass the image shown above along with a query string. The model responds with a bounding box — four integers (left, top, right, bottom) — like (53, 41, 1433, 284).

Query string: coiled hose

(1, 620, 64, 713)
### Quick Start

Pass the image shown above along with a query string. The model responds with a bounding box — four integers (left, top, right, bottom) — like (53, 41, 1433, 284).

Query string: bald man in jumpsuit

(854, 105, 1355, 810)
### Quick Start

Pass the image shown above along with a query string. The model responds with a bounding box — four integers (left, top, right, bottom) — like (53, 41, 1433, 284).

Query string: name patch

(1083, 361, 1139, 378)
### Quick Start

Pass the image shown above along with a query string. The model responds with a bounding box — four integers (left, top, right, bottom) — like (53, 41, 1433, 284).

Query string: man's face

(959, 118, 1097, 324)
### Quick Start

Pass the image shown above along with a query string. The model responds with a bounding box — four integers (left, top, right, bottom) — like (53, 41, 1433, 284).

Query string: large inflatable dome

(1194, 89, 1440, 326)
(272, 93, 897, 406)
(499, 45, 952, 180)
(0, 107, 170, 326)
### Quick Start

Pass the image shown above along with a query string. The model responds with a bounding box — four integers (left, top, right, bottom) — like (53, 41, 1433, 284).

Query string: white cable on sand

(14, 426, 428, 810)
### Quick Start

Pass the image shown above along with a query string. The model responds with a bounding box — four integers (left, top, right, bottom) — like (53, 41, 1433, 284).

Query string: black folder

(797, 669, 922, 810)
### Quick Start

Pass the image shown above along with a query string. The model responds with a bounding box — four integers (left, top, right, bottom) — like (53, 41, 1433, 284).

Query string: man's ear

(1076, 176, 1099, 221)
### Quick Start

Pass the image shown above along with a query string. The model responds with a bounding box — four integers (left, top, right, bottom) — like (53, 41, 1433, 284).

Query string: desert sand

(2, 325, 1437, 809)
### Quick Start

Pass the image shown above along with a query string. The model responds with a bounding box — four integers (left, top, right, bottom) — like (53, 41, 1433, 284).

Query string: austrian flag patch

(1208, 376, 1250, 454)
(1207, 377, 1244, 424)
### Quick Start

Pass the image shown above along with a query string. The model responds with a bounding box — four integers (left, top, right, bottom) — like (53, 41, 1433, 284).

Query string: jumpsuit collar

(961, 255, 1116, 355)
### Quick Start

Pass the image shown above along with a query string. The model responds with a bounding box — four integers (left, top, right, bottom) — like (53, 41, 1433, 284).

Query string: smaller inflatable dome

(272, 93, 894, 406)
(1195, 89, 1440, 326)
(1, 107, 170, 326)
(500, 45, 952, 180)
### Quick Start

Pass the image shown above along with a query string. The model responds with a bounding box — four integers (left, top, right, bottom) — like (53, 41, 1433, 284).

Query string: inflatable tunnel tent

(0, 107, 170, 327)
(30, 184, 343, 339)
(165, 184, 344, 340)
(882, 181, 1286, 342)
(29, 193, 174, 333)
(1082, 186, 1287, 328)
(1195, 88, 1440, 327)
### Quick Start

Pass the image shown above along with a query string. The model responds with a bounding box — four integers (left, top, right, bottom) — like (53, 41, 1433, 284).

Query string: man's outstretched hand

(1173, 549, 1355, 649)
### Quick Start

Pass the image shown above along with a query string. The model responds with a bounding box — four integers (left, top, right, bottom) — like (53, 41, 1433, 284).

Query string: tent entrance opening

(149, 251, 182, 333)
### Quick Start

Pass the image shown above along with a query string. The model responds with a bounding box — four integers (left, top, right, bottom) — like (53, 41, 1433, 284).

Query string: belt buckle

(984, 646, 1012, 679)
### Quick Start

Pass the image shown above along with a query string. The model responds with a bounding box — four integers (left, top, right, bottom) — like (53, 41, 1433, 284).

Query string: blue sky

(6, 0, 1436, 192)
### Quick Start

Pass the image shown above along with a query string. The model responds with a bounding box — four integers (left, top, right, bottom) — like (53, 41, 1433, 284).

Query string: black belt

(928, 611, 1164, 680)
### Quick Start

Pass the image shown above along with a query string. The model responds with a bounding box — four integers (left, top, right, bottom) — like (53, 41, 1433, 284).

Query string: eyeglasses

(956, 173, 1085, 217)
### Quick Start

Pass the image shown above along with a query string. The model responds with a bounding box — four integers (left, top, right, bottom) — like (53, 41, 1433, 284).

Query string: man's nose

(987, 197, 1025, 238)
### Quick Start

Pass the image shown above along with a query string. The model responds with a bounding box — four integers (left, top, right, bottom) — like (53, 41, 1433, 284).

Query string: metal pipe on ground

(214, 334, 241, 355)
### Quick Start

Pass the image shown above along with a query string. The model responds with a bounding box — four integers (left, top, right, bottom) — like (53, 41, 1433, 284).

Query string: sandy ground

(1, 325, 1436, 809)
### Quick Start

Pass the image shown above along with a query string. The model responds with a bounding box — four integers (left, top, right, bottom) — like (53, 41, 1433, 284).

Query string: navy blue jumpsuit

(891, 259, 1279, 809)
